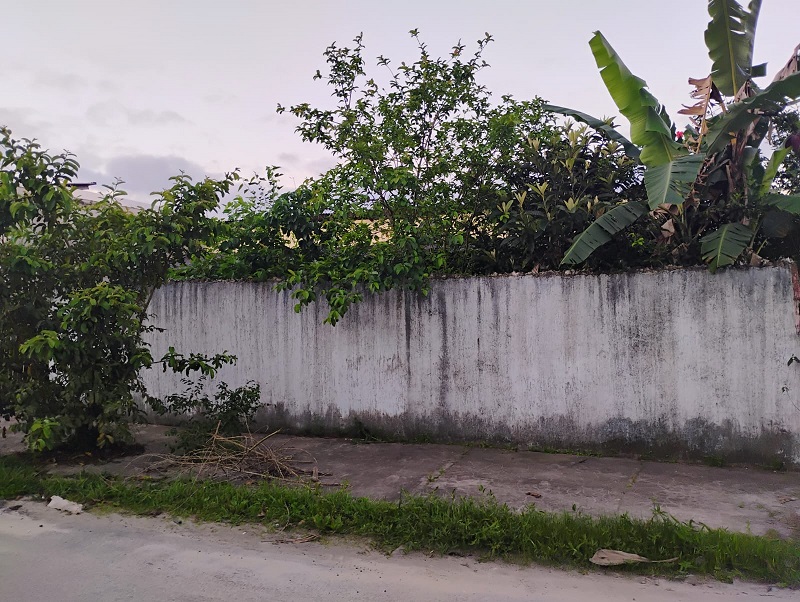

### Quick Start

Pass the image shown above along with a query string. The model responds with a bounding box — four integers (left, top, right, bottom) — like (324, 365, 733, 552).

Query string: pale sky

(3, 0, 799, 200)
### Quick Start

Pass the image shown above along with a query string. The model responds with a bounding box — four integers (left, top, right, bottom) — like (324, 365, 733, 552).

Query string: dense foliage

(0, 128, 235, 449)
(180, 15, 800, 325)
(555, 2, 800, 270)
(176, 32, 650, 323)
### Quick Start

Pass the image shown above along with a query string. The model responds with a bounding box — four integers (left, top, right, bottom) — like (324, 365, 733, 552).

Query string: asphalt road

(0, 501, 792, 602)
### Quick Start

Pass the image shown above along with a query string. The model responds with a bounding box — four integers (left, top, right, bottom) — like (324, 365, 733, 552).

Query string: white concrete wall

(142, 265, 800, 464)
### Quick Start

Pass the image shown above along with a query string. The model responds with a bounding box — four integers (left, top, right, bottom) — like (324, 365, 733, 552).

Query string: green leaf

(9, 200, 28, 218)
(700, 222, 752, 271)
(560, 201, 647, 266)
(759, 147, 791, 195)
(750, 62, 768, 78)
(762, 193, 800, 214)
(542, 104, 641, 161)
(644, 155, 705, 209)
(705, 72, 800, 153)
(589, 32, 685, 167)
(741, 145, 763, 191)
(705, 0, 762, 97)
(761, 209, 799, 238)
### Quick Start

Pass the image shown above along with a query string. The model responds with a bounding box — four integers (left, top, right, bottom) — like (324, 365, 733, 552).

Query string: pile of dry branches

(152, 425, 328, 484)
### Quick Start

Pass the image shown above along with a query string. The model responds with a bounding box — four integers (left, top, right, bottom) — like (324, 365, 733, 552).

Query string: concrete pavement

(3, 424, 798, 538)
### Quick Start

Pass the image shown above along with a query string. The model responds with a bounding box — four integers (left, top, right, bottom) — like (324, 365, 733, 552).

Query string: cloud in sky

(303, 156, 338, 177)
(0, 108, 55, 140)
(4, 0, 799, 194)
(277, 152, 299, 166)
(79, 154, 211, 200)
(32, 72, 89, 91)
(86, 101, 189, 127)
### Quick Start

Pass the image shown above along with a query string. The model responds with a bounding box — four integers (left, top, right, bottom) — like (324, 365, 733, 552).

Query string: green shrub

(0, 127, 237, 450)
(149, 376, 262, 452)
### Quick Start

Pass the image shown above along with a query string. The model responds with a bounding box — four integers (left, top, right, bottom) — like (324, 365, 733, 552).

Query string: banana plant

(553, 0, 800, 270)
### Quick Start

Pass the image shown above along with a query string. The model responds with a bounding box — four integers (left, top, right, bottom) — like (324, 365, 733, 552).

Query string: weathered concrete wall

(142, 265, 800, 465)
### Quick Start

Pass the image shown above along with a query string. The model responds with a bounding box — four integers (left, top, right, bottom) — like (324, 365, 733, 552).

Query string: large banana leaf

(761, 194, 800, 239)
(589, 32, 685, 167)
(762, 193, 800, 213)
(705, 71, 800, 154)
(643, 155, 705, 209)
(560, 201, 647, 266)
(542, 104, 641, 161)
(705, 0, 762, 97)
(700, 222, 753, 271)
(759, 147, 791, 196)
(761, 210, 795, 238)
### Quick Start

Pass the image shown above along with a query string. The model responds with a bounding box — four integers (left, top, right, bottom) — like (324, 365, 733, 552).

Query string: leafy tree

(186, 31, 644, 323)
(274, 32, 555, 322)
(0, 127, 236, 450)
(473, 119, 648, 273)
(172, 170, 322, 283)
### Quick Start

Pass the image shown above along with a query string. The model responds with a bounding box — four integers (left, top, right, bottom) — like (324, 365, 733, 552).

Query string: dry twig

(146, 423, 329, 485)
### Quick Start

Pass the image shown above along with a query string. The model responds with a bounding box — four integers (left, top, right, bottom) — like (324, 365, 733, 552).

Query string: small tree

(0, 127, 235, 450)
(256, 31, 643, 322)
(175, 32, 650, 325)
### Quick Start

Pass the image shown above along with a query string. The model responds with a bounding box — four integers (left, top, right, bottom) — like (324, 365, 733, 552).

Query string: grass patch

(1, 454, 798, 585)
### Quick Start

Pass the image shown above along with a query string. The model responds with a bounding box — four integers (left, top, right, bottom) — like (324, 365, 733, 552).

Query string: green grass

(1, 454, 798, 586)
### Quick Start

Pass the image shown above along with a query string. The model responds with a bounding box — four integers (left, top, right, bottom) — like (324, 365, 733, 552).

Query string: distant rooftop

(72, 183, 150, 213)
(72, 182, 97, 190)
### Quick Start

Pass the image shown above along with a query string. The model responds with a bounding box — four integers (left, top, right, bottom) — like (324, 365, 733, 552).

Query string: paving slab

(265, 435, 468, 500)
(427, 448, 800, 537)
(0, 423, 25, 455)
(622, 461, 800, 538)
(425, 448, 641, 516)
